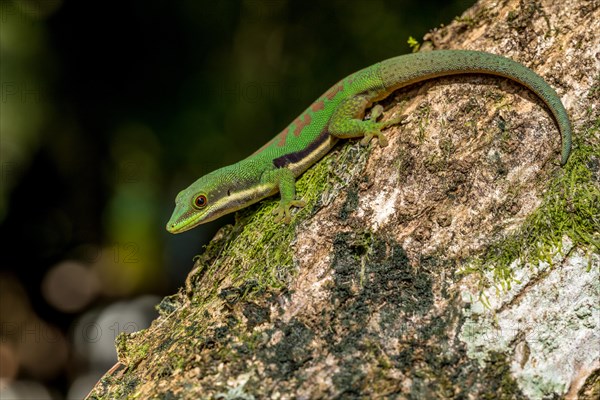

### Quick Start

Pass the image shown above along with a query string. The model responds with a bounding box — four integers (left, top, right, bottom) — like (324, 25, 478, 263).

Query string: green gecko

(167, 50, 572, 233)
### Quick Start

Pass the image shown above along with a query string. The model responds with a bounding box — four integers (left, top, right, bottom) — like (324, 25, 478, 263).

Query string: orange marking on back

(294, 113, 312, 137)
(277, 127, 290, 147)
(311, 100, 325, 112)
(325, 83, 344, 101)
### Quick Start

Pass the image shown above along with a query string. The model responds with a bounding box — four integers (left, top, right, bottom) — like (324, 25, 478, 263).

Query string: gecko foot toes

(272, 200, 306, 223)
(360, 129, 388, 147)
(360, 112, 407, 147)
(386, 113, 408, 127)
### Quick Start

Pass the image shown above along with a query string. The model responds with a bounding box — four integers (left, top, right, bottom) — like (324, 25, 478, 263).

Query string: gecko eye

(193, 194, 208, 209)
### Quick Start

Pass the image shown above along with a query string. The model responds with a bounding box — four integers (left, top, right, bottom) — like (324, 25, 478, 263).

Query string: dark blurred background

(0, 0, 474, 398)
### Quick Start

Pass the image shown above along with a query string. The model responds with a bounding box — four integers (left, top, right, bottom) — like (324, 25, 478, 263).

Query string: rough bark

(88, 0, 599, 398)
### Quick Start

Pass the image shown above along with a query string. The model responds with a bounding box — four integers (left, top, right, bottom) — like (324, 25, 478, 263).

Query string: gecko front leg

(261, 168, 306, 223)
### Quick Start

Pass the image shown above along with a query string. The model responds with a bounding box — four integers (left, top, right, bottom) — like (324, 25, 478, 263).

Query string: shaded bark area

(88, 0, 599, 398)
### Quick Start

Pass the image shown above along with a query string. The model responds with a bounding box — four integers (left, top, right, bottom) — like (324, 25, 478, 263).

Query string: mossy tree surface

(88, 0, 599, 399)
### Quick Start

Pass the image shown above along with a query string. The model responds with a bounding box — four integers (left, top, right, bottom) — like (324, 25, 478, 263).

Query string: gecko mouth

(166, 221, 188, 234)
(166, 220, 193, 234)
(166, 209, 205, 234)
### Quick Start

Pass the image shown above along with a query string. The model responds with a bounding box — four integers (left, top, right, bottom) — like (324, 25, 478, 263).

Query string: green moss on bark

(461, 121, 600, 290)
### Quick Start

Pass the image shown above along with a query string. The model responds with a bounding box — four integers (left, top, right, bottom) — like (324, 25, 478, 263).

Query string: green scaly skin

(167, 50, 572, 233)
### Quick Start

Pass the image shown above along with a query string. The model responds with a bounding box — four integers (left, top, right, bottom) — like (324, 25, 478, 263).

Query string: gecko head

(166, 165, 260, 234)
(166, 169, 231, 233)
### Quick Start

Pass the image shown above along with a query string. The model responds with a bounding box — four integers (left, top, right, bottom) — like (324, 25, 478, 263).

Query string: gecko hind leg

(329, 97, 407, 148)
(360, 105, 408, 147)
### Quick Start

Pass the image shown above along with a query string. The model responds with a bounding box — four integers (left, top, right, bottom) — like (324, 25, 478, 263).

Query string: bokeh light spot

(0, 344, 19, 382)
(41, 261, 99, 313)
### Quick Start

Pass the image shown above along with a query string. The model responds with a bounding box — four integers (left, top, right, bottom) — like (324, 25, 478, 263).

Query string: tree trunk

(88, 0, 599, 398)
